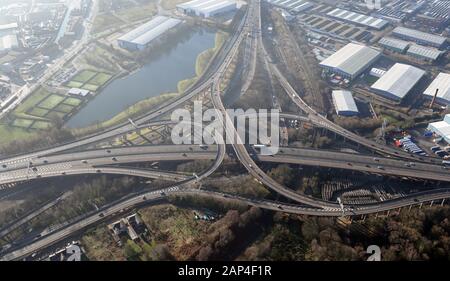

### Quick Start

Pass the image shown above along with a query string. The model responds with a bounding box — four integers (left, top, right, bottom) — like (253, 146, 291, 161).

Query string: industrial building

(0, 34, 18, 53)
(117, 16, 182, 51)
(370, 63, 426, 102)
(378, 37, 410, 53)
(319, 43, 381, 80)
(68, 88, 90, 97)
(392, 26, 447, 48)
(326, 8, 389, 30)
(176, 0, 237, 18)
(406, 44, 444, 62)
(265, 0, 314, 13)
(332, 90, 359, 116)
(423, 72, 450, 105)
(428, 114, 450, 144)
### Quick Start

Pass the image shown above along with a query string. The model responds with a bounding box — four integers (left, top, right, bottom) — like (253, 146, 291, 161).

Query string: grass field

(15, 87, 51, 119)
(82, 84, 100, 92)
(12, 119, 34, 128)
(92, 14, 125, 34)
(89, 73, 112, 86)
(72, 70, 97, 83)
(31, 121, 51, 130)
(66, 70, 112, 92)
(28, 108, 49, 117)
(66, 81, 84, 88)
(38, 94, 66, 110)
(55, 104, 75, 113)
(0, 125, 36, 144)
(63, 97, 83, 106)
(115, 3, 157, 22)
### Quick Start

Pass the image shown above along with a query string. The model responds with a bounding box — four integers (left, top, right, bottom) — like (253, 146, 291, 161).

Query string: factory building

(370, 63, 426, 102)
(176, 0, 237, 18)
(319, 43, 381, 80)
(117, 16, 182, 51)
(326, 8, 389, 30)
(0, 34, 18, 53)
(332, 90, 359, 116)
(428, 114, 450, 144)
(265, 0, 314, 13)
(406, 44, 444, 62)
(392, 26, 447, 48)
(423, 72, 450, 106)
(378, 37, 410, 53)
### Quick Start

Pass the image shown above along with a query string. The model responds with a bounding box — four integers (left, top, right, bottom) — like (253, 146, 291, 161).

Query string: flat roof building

(370, 63, 426, 102)
(423, 72, 450, 105)
(177, 0, 237, 18)
(0, 34, 18, 52)
(68, 88, 90, 97)
(117, 16, 182, 51)
(326, 8, 389, 30)
(392, 26, 447, 48)
(332, 90, 359, 116)
(406, 44, 444, 62)
(265, 0, 314, 13)
(428, 114, 450, 144)
(319, 43, 381, 80)
(378, 37, 410, 53)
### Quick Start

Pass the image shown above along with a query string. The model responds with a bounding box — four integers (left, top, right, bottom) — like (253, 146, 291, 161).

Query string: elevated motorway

(3, 185, 450, 261)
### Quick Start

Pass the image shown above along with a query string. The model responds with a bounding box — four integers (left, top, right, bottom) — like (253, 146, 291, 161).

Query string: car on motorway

(373, 158, 380, 162)
(99, 213, 104, 217)
(1, 164, 6, 168)
(112, 157, 117, 161)
(377, 166, 384, 170)
(81, 160, 88, 164)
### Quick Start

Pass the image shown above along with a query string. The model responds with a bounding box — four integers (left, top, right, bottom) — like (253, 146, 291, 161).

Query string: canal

(66, 26, 217, 128)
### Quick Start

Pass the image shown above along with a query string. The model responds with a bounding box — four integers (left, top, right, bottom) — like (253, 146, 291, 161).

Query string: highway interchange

(1, 0, 450, 260)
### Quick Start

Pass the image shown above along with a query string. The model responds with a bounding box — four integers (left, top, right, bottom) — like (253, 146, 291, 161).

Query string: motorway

(3, 0, 450, 260)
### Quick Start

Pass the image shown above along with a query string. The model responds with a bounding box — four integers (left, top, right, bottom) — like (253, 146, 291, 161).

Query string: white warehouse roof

(392, 26, 447, 47)
(118, 16, 182, 47)
(371, 63, 426, 100)
(406, 44, 444, 61)
(177, 0, 237, 17)
(378, 37, 410, 52)
(319, 43, 381, 78)
(0, 34, 18, 52)
(332, 90, 358, 115)
(327, 8, 389, 30)
(266, 0, 314, 13)
(423, 72, 450, 104)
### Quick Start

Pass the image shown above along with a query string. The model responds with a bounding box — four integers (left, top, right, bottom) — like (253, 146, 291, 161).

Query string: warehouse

(370, 63, 426, 102)
(265, 0, 314, 13)
(176, 0, 237, 18)
(332, 90, 359, 116)
(378, 37, 410, 53)
(392, 26, 447, 48)
(319, 43, 381, 80)
(0, 34, 18, 53)
(428, 115, 450, 144)
(423, 72, 450, 105)
(406, 44, 444, 62)
(326, 8, 389, 30)
(117, 16, 182, 51)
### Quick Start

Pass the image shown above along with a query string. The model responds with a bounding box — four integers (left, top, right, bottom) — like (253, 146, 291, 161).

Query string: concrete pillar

(386, 210, 390, 216)
(419, 203, 423, 209)
(408, 205, 412, 211)
(375, 212, 378, 219)
(441, 199, 446, 206)
(430, 200, 434, 207)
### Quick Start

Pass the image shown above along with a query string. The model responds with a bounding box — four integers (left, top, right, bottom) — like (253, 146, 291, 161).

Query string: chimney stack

(429, 88, 439, 109)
